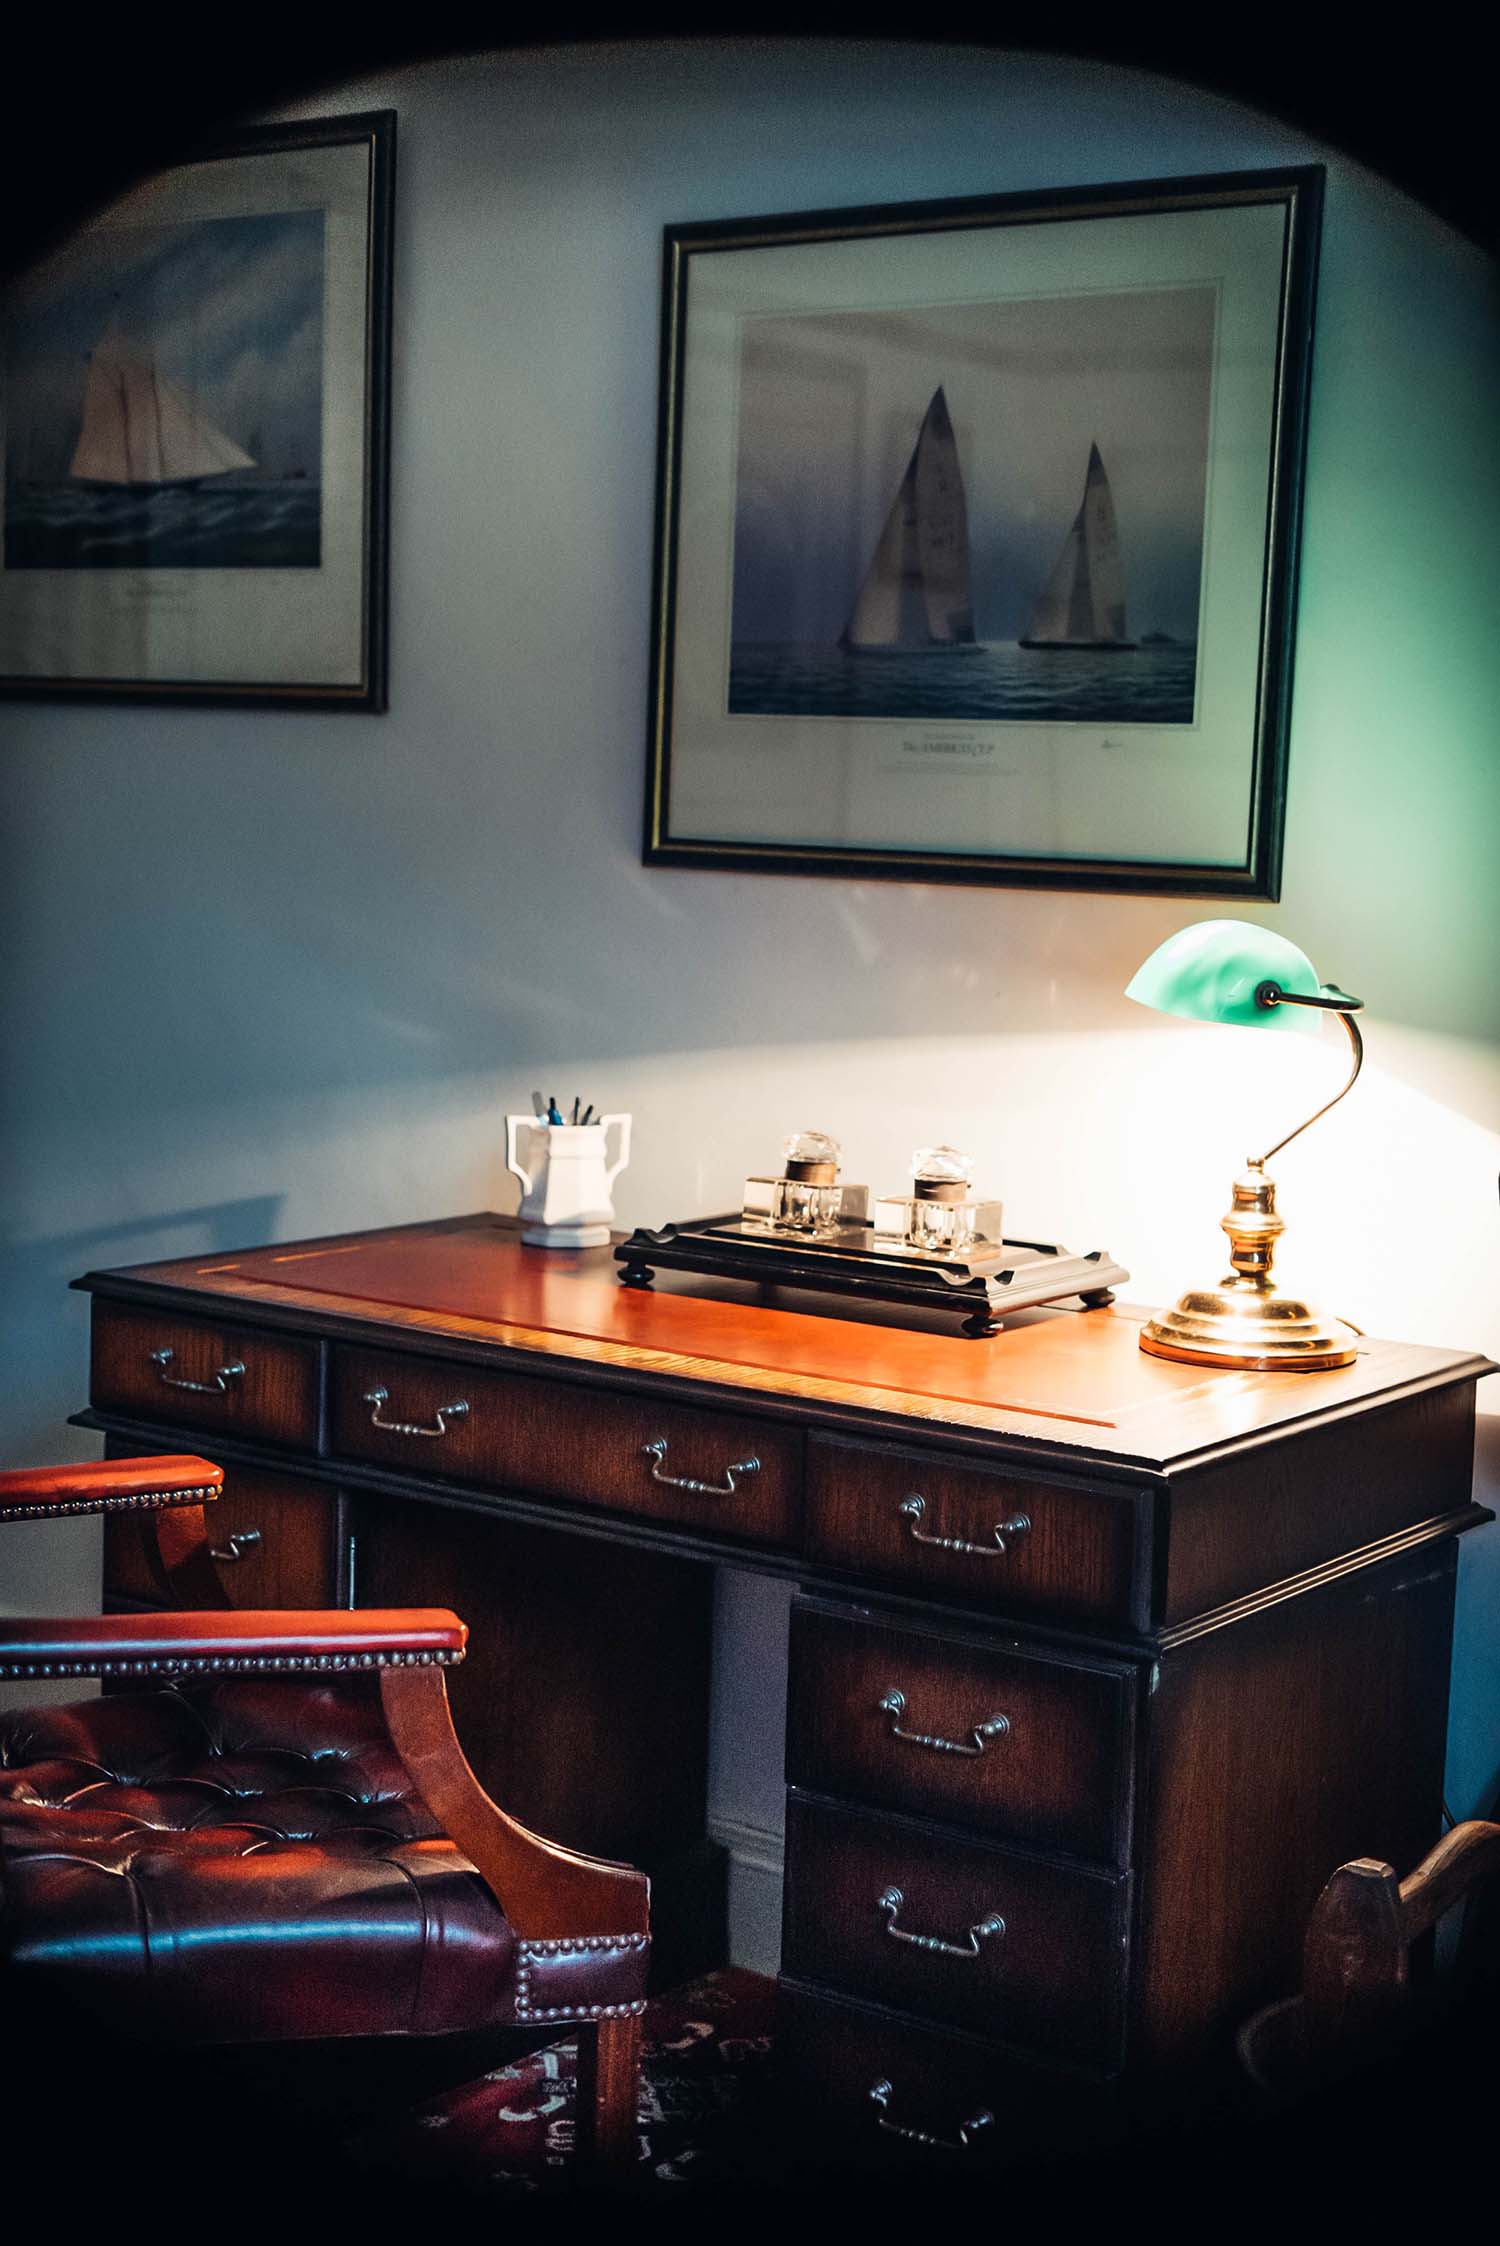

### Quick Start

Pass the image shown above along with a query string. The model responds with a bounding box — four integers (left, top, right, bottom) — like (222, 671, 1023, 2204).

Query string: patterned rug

(346, 1968, 777, 2199)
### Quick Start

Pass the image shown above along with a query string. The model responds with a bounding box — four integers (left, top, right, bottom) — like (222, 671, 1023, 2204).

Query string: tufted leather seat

(0, 1457, 651, 2173)
(0, 1673, 648, 2042)
(8, 1675, 463, 2039)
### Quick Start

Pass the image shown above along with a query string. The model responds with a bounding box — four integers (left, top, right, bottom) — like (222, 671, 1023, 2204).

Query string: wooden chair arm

(0, 1608, 467, 1680)
(1398, 1820, 1500, 1941)
(379, 1663, 650, 1944)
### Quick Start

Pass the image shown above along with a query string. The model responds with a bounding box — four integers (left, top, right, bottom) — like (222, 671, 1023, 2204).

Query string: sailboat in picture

(839, 386, 977, 653)
(70, 319, 256, 489)
(1021, 442, 1136, 652)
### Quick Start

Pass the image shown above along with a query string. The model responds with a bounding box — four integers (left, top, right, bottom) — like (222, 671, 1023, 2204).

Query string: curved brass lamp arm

(1252, 986, 1365, 1168)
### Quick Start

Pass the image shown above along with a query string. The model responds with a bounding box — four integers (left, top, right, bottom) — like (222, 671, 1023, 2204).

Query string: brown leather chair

(0, 1455, 649, 2169)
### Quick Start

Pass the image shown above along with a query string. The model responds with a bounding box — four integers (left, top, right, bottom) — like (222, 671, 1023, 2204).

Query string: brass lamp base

(1140, 1164, 1358, 1373)
(1139, 1284, 1357, 1371)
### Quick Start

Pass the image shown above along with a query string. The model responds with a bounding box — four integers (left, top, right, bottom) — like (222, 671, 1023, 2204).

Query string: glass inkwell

(873, 1146, 1003, 1258)
(742, 1130, 868, 1237)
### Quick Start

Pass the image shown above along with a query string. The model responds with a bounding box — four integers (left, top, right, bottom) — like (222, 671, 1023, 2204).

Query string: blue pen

(547, 1098, 564, 1125)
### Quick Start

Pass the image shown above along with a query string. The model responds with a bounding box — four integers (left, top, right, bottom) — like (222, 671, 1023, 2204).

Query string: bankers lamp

(1125, 920, 1364, 1372)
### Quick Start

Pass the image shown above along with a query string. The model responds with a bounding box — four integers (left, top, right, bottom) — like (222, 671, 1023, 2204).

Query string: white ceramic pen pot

(504, 1114, 631, 1249)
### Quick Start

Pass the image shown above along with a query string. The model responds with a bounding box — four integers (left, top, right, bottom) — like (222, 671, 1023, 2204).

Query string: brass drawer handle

(149, 1347, 245, 1396)
(363, 1386, 470, 1438)
(868, 2078, 994, 2153)
(877, 1886, 1005, 1959)
(210, 1529, 262, 1565)
(641, 1437, 760, 1497)
(877, 1688, 1010, 1757)
(898, 1492, 1030, 1558)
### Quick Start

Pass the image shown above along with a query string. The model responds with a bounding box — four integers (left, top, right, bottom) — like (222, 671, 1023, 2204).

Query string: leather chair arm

(0, 1455, 223, 1522)
(0, 1607, 467, 1680)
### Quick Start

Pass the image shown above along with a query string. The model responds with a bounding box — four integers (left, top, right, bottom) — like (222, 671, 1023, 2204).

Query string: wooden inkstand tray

(614, 1214, 1130, 1338)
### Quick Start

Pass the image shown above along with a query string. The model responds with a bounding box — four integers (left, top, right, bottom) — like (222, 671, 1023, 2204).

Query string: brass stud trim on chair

(0, 1483, 221, 1522)
(0, 1645, 468, 1681)
(513, 1932, 650, 2022)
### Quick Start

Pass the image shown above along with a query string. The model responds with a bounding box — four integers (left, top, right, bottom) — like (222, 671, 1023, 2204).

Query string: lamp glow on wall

(1126, 920, 1365, 1371)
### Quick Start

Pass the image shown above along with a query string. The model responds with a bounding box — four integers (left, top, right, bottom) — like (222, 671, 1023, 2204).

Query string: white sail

(69, 321, 255, 486)
(840, 387, 975, 650)
(1022, 442, 1132, 649)
(69, 327, 138, 482)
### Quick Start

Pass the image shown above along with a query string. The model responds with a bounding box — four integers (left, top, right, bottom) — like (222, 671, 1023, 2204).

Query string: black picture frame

(645, 166, 1324, 898)
(0, 109, 395, 712)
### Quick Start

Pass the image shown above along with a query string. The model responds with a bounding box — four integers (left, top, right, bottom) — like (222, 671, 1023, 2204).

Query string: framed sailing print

(644, 167, 1323, 896)
(0, 110, 394, 710)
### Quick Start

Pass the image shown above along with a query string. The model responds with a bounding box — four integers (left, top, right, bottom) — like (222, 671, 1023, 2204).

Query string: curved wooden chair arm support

(378, 1664, 650, 1944)
(149, 1503, 231, 1607)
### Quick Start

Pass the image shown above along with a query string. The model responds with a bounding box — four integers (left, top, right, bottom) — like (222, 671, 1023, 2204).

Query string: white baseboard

(708, 1811, 784, 1978)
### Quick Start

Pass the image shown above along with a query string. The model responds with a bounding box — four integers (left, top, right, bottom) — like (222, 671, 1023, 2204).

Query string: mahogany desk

(72, 1213, 1493, 2155)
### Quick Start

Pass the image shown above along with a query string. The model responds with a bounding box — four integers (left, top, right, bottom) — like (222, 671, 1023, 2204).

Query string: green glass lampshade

(1124, 918, 1366, 1373)
(1125, 919, 1323, 1035)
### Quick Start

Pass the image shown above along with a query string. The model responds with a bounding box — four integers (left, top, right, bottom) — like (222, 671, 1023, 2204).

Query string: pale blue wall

(3, 47, 1496, 1851)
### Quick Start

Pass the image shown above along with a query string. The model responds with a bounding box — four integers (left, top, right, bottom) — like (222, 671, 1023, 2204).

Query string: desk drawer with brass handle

(90, 1302, 320, 1450)
(329, 1344, 801, 1544)
(806, 1436, 1145, 1628)
(776, 1981, 1118, 2169)
(783, 1794, 1128, 2063)
(787, 1599, 1136, 1866)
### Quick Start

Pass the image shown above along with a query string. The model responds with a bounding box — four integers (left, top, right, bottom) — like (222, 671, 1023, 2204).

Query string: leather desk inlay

(71, 1211, 1493, 2143)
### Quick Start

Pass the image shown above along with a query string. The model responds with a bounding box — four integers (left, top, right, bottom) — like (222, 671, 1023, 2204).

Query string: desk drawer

(787, 1600, 1136, 1866)
(91, 1301, 320, 1451)
(806, 1437, 1143, 1627)
(783, 1795, 1127, 2063)
(103, 1456, 340, 1610)
(777, 1982, 1118, 2168)
(330, 1345, 800, 1544)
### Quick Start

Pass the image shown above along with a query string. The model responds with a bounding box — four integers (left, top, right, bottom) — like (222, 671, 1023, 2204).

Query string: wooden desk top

(78, 1213, 1492, 1476)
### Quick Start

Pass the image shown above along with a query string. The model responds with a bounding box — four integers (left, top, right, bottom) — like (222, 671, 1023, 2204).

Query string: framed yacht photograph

(0, 110, 394, 709)
(645, 167, 1323, 896)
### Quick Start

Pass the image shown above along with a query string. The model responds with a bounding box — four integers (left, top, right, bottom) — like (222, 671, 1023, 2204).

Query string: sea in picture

(728, 639, 1198, 725)
(4, 478, 322, 569)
